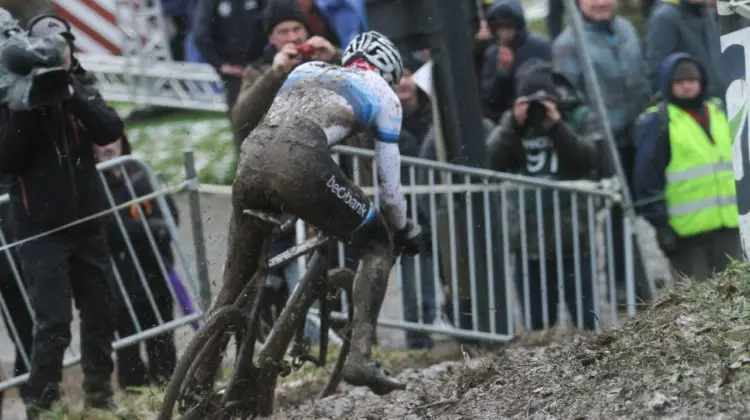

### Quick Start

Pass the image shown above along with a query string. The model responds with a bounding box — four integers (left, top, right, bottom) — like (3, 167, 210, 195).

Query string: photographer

(486, 59, 602, 331)
(0, 14, 124, 418)
(230, 0, 340, 151)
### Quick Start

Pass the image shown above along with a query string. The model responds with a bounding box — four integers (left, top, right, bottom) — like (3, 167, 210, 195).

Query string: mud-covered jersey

(268, 61, 407, 230)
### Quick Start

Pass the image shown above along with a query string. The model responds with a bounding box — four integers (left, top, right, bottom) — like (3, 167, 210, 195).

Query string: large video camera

(0, 8, 69, 110)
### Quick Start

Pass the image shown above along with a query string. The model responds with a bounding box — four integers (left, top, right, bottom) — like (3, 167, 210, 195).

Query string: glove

(656, 225, 679, 258)
(393, 219, 422, 256)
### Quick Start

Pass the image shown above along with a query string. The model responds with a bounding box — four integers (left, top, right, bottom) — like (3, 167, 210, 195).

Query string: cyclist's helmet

(342, 31, 404, 86)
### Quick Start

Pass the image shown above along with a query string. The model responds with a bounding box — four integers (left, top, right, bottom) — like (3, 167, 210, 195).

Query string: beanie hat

(263, 0, 311, 37)
(515, 59, 559, 100)
(671, 59, 702, 82)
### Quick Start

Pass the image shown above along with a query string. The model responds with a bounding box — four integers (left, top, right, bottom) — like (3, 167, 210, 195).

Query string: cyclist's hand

(394, 219, 422, 256)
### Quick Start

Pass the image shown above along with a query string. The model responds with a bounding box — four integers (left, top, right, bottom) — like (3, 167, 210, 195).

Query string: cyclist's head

(342, 31, 403, 87)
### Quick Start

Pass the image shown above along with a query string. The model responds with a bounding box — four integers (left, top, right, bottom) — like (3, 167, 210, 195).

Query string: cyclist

(213, 30, 423, 395)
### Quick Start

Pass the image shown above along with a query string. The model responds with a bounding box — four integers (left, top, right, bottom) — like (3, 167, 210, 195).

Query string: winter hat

(263, 0, 311, 37)
(515, 59, 559, 100)
(671, 59, 702, 82)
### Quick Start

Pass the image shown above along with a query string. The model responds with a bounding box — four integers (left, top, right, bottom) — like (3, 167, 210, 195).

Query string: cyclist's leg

(271, 144, 402, 394)
(193, 169, 276, 390)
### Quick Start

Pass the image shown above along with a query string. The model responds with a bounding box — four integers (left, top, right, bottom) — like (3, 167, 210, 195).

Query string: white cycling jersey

(266, 61, 408, 231)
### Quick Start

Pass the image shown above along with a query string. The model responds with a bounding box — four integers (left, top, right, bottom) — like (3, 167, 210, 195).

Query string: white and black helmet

(342, 31, 403, 86)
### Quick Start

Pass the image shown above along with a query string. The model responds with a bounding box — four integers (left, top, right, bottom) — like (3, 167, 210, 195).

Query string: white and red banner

(52, 0, 122, 55)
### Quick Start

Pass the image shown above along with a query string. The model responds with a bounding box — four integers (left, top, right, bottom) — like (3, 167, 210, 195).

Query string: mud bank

(272, 263, 750, 419)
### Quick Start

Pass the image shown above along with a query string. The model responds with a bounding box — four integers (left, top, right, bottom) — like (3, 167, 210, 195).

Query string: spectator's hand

(476, 19, 492, 41)
(272, 43, 303, 74)
(497, 45, 514, 72)
(513, 98, 528, 125)
(542, 100, 561, 130)
(220, 63, 244, 77)
(305, 36, 336, 62)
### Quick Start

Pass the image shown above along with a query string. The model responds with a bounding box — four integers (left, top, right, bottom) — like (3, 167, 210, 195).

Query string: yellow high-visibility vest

(650, 100, 739, 237)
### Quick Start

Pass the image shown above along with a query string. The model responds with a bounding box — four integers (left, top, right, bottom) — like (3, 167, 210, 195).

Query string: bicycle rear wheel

(158, 305, 247, 420)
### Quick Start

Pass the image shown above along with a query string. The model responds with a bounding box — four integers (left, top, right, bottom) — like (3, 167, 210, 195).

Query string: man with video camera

(0, 13, 124, 418)
(486, 59, 603, 331)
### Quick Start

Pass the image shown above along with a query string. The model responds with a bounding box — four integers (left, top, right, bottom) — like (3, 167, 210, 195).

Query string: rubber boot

(342, 251, 406, 395)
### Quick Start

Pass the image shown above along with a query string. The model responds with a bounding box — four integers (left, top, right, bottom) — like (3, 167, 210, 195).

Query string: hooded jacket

(481, 0, 552, 120)
(634, 52, 715, 229)
(0, 74, 124, 238)
(553, 15, 649, 145)
(644, 0, 724, 100)
(486, 64, 604, 256)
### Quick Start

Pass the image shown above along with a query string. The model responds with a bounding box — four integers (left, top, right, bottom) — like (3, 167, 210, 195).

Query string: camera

(292, 44, 315, 59)
(524, 90, 557, 125)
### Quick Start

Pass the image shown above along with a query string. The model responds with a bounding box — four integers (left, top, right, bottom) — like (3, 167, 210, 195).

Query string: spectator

(162, 0, 198, 61)
(634, 53, 741, 282)
(0, 15, 124, 418)
(644, 0, 724, 100)
(314, 0, 368, 47)
(482, 0, 552, 122)
(393, 55, 437, 349)
(231, 0, 339, 146)
(553, 0, 649, 294)
(193, 0, 267, 150)
(93, 135, 182, 392)
(0, 187, 33, 415)
(486, 60, 602, 331)
(297, 0, 341, 47)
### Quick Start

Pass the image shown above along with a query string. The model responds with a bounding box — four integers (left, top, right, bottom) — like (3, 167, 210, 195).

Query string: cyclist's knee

(351, 209, 394, 258)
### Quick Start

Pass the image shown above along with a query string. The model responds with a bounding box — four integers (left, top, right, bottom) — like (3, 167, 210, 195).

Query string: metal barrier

(198, 145, 639, 345)
(0, 155, 207, 392)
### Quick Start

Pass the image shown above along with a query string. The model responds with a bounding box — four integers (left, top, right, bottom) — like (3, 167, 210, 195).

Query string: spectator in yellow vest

(634, 53, 741, 282)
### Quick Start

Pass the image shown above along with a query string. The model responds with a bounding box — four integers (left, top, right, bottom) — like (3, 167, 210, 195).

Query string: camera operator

(0, 14, 124, 418)
(486, 59, 603, 331)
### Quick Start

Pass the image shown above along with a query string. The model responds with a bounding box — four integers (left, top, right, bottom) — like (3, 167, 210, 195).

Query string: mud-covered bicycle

(158, 210, 356, 420)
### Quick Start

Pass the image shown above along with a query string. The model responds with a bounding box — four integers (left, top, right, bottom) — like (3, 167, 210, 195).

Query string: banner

(719, 9, 750, 258)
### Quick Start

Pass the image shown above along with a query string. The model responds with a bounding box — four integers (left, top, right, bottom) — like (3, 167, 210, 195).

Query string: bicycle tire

(158, 305, 247, 420)
(319, 267, 355, 398)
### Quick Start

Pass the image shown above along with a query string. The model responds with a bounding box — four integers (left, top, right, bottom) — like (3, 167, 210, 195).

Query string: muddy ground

(271, 264, 750, 419)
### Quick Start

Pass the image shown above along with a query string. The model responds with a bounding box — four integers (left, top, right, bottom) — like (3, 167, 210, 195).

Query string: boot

(341, 322, 406, 395)
(83, 389, 116, 411)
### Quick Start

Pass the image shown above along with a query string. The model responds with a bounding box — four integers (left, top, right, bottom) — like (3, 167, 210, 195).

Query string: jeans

(514, 253, 596, 331)
(399, 253, 437, 349)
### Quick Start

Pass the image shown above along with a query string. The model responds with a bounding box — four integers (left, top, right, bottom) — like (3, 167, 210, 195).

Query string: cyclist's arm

(373, 88, 407, 231)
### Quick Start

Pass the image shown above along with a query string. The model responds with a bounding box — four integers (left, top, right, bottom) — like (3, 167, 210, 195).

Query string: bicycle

(158, 210, 356, 420)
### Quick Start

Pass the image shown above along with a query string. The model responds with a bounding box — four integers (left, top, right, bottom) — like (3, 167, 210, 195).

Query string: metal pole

(182, 150, 212, 311)
(563, 0, 656, 301)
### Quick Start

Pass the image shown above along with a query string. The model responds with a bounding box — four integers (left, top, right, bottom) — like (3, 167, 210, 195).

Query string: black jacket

(193, 0, 266, 70)
(103, 162, 179, 303)
(0, 75, 124, 237)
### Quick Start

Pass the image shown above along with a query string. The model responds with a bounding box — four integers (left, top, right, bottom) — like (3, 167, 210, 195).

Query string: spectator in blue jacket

(481, 0, 552, 122)
(634, 53, 741, 282)
(314, 0, 368, 46)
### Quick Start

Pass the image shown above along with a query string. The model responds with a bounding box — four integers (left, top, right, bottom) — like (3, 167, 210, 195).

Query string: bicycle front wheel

(158, 305, 247, 420)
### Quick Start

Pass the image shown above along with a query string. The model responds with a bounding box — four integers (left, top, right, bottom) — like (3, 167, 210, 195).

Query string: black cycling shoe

(342, 359, 406, 395)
